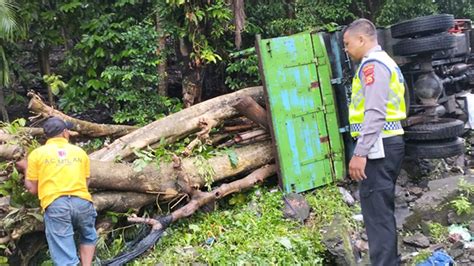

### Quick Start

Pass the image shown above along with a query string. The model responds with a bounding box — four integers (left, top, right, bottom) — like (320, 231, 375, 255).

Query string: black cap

(42, 117, 74, 138)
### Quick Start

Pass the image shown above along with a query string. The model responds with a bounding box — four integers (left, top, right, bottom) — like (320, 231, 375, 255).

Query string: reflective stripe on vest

(349, 50, 406, 137)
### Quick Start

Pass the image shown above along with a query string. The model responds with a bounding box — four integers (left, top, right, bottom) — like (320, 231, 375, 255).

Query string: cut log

(219, 129, 269, 147)
(27, 92, 138, 137)
(233, 95, 268, 130)
(93, 192, 156, 212)
(89, 86, 264, 161)
(0, 144, 23, 160)
(89, 140, 273, 196)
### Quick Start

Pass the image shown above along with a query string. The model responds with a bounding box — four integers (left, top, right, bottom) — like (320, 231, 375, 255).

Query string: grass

(98, 184, 357, 265)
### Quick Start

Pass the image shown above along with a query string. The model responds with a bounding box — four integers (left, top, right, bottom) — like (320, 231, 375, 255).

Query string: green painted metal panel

(256, 32, 346, 193)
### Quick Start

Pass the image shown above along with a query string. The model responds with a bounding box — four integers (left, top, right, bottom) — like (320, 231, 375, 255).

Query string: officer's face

(343, 31, 364, 61)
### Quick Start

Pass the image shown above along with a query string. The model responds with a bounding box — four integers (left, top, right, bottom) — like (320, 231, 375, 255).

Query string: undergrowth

(98, 184, 355, 265)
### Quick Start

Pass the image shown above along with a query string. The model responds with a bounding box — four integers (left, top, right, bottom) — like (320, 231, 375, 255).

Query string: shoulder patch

(362, 64, 375, 85)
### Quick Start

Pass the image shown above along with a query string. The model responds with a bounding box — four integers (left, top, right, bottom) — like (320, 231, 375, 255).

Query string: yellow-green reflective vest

(349, 50, 406, 138)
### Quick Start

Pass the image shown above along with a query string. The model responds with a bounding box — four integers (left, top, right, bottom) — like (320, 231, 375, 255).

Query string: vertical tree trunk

(0, 86, 9, 122)
(179, 38, 202, 108)
(284, 0, 295, 19)
(156, 12, 168, 96)
(37, 48, 54, 107)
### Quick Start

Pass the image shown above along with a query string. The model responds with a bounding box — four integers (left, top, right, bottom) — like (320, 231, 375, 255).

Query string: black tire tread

(405, 137, 464, 159)
(393, 33, 456, 56)
(404, 118, 464, 140)
(391, 14, 454, 39)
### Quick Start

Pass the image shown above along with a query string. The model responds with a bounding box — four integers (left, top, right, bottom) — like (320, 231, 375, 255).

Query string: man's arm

(24, 179, 38, 195)
(354, 61, 391, 156)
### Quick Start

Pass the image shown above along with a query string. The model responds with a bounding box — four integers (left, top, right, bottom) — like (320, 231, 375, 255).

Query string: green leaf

(278, 237, 293, 250)
(27, 212, 44, 222)
(225, 149, 239, 168)
(188, 224, 200, 232)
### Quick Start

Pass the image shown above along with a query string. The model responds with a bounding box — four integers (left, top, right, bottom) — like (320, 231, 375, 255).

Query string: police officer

(343, 19, 406, 265)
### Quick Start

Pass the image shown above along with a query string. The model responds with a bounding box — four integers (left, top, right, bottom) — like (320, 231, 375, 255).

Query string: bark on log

(27, 93, 138, 137)
(90, 86, 264, 161)
(0, 144, 23, 160)
(89, 140, 273, 196)
(92, 192, 156, 213)
(233, 96, 268, 130)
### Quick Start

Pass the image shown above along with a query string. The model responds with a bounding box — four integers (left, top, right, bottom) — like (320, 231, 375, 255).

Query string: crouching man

(24, 117, 97, 266)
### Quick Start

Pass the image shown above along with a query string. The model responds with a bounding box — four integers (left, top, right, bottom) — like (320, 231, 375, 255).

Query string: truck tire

(405, 137, 465, 159)
(404, 118, 464, 140)
(393, 33, 456, 56)
(391, 14, 454, 39)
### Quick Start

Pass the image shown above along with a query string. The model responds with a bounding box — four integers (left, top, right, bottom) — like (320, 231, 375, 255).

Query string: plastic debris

(416, 250, 454, 266)
(338, 187, 355, 205)
(352, 214, 364, 222)
(448, 224, 471, 242)
(205, 237, 215, 246)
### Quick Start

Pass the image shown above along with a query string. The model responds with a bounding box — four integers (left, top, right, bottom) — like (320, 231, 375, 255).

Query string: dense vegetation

(0, 0, 472, 125)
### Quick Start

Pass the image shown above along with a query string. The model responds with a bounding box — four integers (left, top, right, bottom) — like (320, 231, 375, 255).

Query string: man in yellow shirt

(25, 117, 97, 266)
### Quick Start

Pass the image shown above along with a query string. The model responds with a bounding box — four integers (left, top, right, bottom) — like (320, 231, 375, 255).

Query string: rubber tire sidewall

(405, 137, 465, 159)
(404, 118, 464, 140)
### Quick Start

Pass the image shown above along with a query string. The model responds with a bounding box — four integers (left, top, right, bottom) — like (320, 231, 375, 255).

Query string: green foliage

(42, 74, 66, 95)
(222, 148, 238, 168)
(450, 194, 472, 215)
(194, 155, 216, 191)
(0, 161, 39, 208)
(132, 148, 156, 172)
(162, 0, 232, 64)
(60, 12, 182, 125)
(411, 249, 432, 265)
(127, 187, 340, 265)
(458, 178, 474, 197)
(428, 222, 448, 243)
(78, 138, 106, 153)
(437, 0, 474, 20)
(225, 53, 260, 91)
(376, 0, 438, 26)
(1, 117, 25, 135)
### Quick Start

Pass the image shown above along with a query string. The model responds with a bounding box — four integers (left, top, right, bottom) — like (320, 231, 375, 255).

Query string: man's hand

(349, 156, 367, 181)
(15, 158, 27, 174)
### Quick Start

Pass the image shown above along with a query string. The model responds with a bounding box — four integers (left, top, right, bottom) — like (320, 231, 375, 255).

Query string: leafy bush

(59, 11, 181, 125)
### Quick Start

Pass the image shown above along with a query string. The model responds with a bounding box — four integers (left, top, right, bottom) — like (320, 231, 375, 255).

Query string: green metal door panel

(256, 32, 346, 193)
(311, 33, 346, 180)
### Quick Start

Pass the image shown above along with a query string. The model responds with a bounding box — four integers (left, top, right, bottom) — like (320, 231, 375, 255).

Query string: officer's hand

(349, 156, 367, 181)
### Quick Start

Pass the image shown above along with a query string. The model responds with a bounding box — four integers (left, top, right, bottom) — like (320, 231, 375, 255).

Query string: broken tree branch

(27, 92, 138, 137)
(182, 118, 218, 156)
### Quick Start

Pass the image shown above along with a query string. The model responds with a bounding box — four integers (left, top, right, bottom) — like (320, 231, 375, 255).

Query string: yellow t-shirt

(26, 137, 92, 210)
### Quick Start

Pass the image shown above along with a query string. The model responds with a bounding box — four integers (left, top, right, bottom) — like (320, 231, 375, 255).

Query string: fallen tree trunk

(89, 140, 273, 196)
(92, 192, 156, 212)
(0, 144, 23, 160)
(103, 164, 277, 265)
(233, 96, 268, 130)
(89, 86, 264, 161)
(0, 127, 80, 143)
(27, 92, 138, 137)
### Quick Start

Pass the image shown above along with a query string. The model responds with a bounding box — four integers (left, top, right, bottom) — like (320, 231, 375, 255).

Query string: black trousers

(359, 135, 404, 266)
